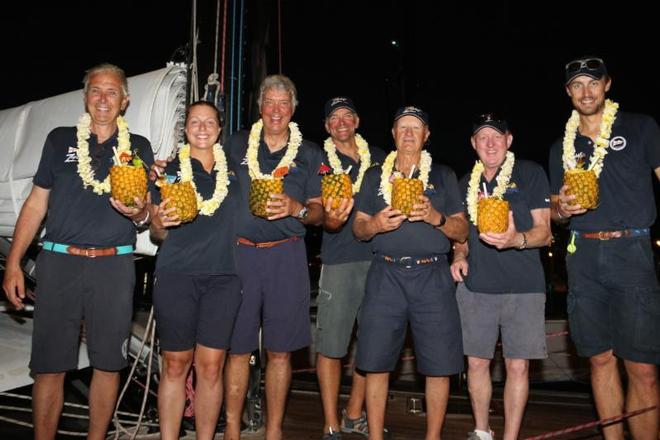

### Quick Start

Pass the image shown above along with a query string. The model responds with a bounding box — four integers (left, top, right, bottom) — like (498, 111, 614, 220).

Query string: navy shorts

(30, 251, 135, 373)
(566, 235, 660, 364)
(153, 272, 242, 351)
(230, 238, 312, 354)
(356, 257, 464, 376)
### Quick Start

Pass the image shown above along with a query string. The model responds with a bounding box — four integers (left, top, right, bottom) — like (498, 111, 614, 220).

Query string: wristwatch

(296, 206, 308, 220)
(436, 212, 447, 227)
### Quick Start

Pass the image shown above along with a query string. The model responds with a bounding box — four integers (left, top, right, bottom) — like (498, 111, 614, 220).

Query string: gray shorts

(456, 283, 547, 360)
(315, 261, 371, 358)
(30, 251, 135, 373)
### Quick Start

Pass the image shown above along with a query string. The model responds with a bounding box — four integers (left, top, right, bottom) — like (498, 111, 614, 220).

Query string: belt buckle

(399, 256, 413, 268)
(86, 248, 96, 258)
(598, 231, 610, 240)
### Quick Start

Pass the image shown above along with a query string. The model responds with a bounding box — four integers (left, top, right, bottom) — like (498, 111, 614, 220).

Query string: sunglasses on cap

(565, 57, 604, 73)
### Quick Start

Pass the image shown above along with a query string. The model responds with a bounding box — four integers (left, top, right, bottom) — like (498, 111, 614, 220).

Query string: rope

(213, 0, 221, 74)
(237, 0, 245, 128)
(523, 405, 657, 440)
(220, 0, 228, 92)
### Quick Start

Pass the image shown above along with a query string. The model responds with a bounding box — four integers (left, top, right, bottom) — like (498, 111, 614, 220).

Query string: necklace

(178, 143, 230, 216)
(466, 151, 515, 225)
(379, 150, 432, 205)
(323, 133, 371, 193)
(246, 118, 302, 179)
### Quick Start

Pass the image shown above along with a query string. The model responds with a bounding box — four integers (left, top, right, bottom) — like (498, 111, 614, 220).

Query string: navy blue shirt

(355, 161, 463, 257)
(33, 126, 154, 247)
(225, 129, 323, 242)
(151, 155, 239, 275)
(459, 159, 550, 294)
(549, 112, 660, 231)
(320, 145, 387, 265)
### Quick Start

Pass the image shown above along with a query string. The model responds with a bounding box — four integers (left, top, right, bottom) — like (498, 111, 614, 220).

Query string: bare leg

(33, 372, 65, 440)
(503, 358, 529, 440)
(590, 350, 625, 440)
(87, 369, 120, 440)
(317, 353, 342, 433)
(623, 360, 658, 440)
(158, 349, 194, 440)
(264, 351, 291, 440)
(467, 356, 492, 432)
(425, 376, 449, 440)
(365, 372, 389, 440)
(194, 345, 227, 440)
(224, 353, 251, 440)
(345, 369, 367, 419)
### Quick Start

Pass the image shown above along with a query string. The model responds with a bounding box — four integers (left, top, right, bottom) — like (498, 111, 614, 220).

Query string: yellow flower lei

(246, 118, 302, 180)
(379, 150, 432, 205)
(178, 143, 229, 216)
(323, 133, 371, 193)
(76, 113, 131, 195)
(562, 99, 619, 177)
(466, 151, 515, 225)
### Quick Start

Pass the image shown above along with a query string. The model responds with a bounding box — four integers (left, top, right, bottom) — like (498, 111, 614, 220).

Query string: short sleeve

(33, 131, 57, 189)
(354, 168, 378, 216)
(642, 116, 660, 169)
(438, 166, 463, 216)
(524, 162, 551, 210)
(548, 141, 563, 195)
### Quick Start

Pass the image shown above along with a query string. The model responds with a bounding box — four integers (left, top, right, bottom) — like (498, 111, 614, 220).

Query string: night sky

(2, 0, 659, 182)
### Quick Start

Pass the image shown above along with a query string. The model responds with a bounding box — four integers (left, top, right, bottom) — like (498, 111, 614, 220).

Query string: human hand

(373, 206, 406, 233)
(323, 197, 354, 230)
(450, 257, 468, 282)
(2, 265, 26, 310)
(408, 194, 442, 225)
(266, 193, 302, 220)
(479, 212, 519, 249)
(151, 198, 181, 229)
(149, 159, 169, 181)
(557, 184, 587, 218)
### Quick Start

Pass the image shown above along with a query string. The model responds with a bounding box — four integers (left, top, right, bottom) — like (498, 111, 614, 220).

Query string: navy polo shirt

(459, 159, 550, 294)
(354, 162, 464, 257)
(151, 156, 240, 275)
(33, 126, 154, 247)
(320, 145, 387, 265)
(549, 112, 660, 231)
(225, 129, 323, 242)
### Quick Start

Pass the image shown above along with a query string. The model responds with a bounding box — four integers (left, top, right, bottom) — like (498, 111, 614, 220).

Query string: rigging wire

(277, 0, 283, 73)
(237, 0, 245, 128)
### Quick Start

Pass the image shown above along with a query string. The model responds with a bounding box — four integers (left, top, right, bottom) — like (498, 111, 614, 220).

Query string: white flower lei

(76, 113, 131, 195)
(178, 143, 229, 216)
(466, 151, 515, 225)
(562, 99, 619, 177)
(379, 150, 432, 205)
(246, 118, 302, 179)
(323, 133, 371, 193)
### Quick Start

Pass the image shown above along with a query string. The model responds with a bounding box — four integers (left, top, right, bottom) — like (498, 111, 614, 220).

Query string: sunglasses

(565, 58, 604, 73)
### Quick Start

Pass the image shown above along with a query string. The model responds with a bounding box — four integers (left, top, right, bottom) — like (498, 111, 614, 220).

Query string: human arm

(148, 198, 181, 243)
(480, 208, 551, 250)
(265, 193, 323, 225)
(352, 207, 406, 241)
(408, 194, 468, 242)
(655, 166, 660, 182)
(450, 240, 469, 282)
(2, 186, 50, 309)
(322, 197, 354, 232)
(551, 185, 587, 224)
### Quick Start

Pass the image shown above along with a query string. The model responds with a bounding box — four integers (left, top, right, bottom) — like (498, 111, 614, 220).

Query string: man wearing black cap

(451, 114, 551, 440)
(315, 97, 386, 439)
(353, 106, 468, 440)
(550, 56, 660, 438)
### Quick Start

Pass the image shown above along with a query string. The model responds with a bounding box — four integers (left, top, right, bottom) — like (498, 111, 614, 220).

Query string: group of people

(1, 55, 658, 440)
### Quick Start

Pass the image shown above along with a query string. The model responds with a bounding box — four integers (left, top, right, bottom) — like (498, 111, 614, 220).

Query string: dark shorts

(315, 261, 371, 358)
(566, 235, 660, 364)
(356, 258, 464, 376)
(230, 238, 311, 354)
(30, 251, 135, 373)
(153, 272, 242, 351)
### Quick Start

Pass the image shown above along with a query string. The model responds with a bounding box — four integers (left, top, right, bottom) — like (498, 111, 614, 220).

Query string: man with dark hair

(550, 56, 660, 439)
(2, 63, 153, 440)
(452, 114, 551, 440)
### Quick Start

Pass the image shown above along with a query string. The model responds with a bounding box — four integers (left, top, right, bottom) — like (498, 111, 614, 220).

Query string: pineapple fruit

(563, 169, 599, 209)
(391, 177, 423, 216)
(160, 181, 198, 223)
(249, 178, 284, 218)
(110, 165, 147, 206)
(477, 197, 509, 233)
(322, 174, 352, 209)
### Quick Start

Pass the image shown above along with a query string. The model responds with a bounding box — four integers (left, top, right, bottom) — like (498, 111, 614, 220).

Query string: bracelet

(133, 209, 151, 227)
(518, 232, 528, 250)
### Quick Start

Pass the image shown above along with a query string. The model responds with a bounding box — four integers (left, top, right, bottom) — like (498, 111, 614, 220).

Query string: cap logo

(331, 97, 348, 106)
(403, 106, 421, 113)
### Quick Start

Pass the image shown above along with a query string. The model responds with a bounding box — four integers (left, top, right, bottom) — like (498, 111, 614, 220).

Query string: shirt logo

(609, 136, 627, 151)
(240, 155, 248, 166)
(64, 146, 78, 163)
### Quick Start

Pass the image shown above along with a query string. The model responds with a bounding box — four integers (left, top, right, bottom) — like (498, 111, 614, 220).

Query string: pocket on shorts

(634, 289, 660, 352)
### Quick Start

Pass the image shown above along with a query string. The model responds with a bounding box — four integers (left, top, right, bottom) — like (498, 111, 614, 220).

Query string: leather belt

(42, 241, 134, 257)
(237, 235, 300, 249)
(380, 254, 442, 268)
(574, 228, 649, 240)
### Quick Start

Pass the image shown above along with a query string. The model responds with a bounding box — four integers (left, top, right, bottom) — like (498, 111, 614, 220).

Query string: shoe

(340, 409, 391, 439)
(467, 429, 494, 440)
(322, 427, 342, 440)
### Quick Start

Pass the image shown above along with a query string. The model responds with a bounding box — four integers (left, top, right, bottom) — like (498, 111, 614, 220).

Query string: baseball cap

(565, 56, 607, 85)
(324, 96, 358, 119)
(472, 113, 509, 135)
(393, 105, 429, 125)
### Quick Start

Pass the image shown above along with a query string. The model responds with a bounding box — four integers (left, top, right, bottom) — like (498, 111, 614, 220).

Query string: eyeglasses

(565, 58, 604, 73)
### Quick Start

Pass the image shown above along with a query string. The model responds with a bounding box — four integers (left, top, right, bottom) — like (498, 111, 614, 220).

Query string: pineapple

(249, 178, 284, 218)
(477, 197, 509, 233)
(391, 177, 423, 216)
(160, 181, 198, 223)
(110, 165, 147, 206)
(322, 174, 352, 209)
(563, 169, 599, 209)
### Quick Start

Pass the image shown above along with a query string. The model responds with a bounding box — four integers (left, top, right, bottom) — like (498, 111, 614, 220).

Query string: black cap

(324, 96, 358, 119)
(565, 56, 607, 85)
(394, 105, 429, 125)
(472, 113, 509, 135)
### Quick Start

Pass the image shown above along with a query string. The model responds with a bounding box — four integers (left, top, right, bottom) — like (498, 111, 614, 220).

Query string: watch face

(298, 207, 308, 219)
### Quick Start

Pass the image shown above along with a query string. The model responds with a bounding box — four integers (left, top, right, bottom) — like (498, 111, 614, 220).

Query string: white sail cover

(0, 64, 187, 255)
